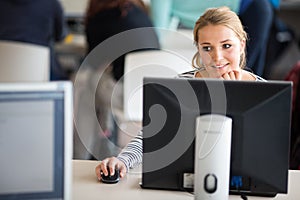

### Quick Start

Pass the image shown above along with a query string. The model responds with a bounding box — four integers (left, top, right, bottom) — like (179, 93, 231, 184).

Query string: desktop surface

(72, 160, 299, 200)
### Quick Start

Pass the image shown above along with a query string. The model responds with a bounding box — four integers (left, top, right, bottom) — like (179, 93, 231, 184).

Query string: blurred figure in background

(79, 0, 159, 160)
(0, 0, 68, 80)
(85, 0, 160, 81)
(239, 0, 274, 77)
(150, 0, 240, 30)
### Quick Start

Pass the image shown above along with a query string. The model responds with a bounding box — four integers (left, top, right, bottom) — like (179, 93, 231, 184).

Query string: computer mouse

(100, 168, 120, 184)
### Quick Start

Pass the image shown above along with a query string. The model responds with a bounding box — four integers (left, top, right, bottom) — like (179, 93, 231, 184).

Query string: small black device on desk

(101, 168, 120, 184)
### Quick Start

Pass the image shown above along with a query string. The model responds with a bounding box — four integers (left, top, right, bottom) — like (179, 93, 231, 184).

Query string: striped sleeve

(117, 130, 143, 172)
(255, 75, 267, 82)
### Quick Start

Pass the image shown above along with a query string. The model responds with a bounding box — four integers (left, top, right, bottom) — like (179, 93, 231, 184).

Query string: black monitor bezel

(142, 77, 292, 197)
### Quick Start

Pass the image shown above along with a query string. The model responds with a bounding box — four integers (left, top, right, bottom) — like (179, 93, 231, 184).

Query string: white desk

(72, 160, 300, 200)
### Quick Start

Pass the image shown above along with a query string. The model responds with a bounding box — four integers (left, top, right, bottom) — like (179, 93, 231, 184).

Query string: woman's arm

(117, 130, 143, 171)
(95, 130, 143, 180)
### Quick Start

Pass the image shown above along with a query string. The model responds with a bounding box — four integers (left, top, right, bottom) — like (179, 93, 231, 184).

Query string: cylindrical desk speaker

(194, 114, 232, 200)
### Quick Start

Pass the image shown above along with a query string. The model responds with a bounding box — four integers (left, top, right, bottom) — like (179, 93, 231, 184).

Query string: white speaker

(194, 114, 232, 200)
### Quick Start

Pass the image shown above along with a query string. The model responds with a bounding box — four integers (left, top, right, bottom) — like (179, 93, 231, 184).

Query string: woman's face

(197, 24, 245, 78)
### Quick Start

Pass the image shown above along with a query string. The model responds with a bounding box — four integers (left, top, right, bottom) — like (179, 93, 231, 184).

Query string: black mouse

(100, 167, 120, 184)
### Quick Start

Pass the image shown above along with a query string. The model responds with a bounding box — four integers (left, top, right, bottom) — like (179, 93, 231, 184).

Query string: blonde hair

(192, 6, 248, 69)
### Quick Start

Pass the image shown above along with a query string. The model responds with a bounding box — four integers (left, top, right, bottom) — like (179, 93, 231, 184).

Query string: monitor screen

(142, 77, 292, 197)
(0, 82, 73, 200)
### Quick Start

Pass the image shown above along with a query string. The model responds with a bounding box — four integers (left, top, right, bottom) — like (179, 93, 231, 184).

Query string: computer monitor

(0, 81, 73, 200)
(141, 77, 292, 197)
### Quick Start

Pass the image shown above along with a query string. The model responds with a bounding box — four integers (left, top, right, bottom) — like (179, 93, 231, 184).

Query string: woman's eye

(202, 46, 211, 52)
(223, 44, 232, 49)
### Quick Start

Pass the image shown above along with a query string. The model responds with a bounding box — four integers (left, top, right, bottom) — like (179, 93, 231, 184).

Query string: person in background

(239, 0, 274, 77)
(85, 0, 160, 81)
(95, 6, 266, 180)
(150, 0, 240, 30)
(0, 0, 68, 80)
(80, 0, 160, 160)
(149, 0, 275, 78)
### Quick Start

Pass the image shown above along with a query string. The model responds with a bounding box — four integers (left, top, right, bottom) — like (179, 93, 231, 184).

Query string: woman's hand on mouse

(95, 157, 127, 180)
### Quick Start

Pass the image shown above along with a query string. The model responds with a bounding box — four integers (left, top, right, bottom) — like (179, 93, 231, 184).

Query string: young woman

(95, 6, 265, 180)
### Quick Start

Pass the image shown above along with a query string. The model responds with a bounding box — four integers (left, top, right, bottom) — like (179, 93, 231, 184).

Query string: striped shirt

(117, 70, 266, 171)
(179, 69, 267, 81)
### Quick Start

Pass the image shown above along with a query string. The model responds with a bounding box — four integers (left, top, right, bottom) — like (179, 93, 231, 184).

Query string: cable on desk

(231, 176, 248, 200)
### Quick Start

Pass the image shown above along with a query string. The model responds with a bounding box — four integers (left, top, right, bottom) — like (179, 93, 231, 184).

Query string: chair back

(0, 40, 50, 82)
(123, 50, 193, 121)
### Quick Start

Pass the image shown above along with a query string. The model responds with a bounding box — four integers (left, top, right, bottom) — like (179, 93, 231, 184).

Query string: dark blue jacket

(0, 0, 68, 80)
